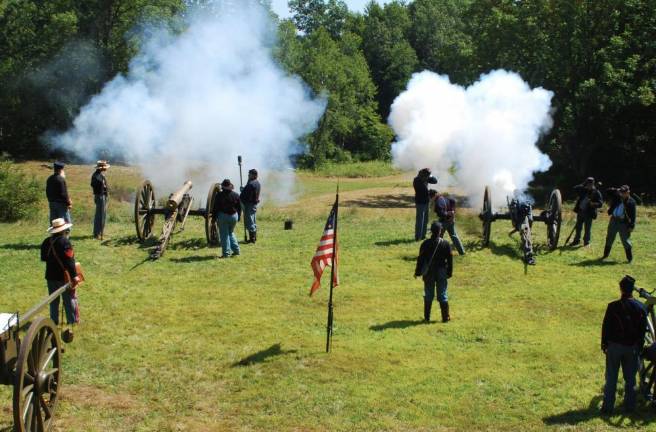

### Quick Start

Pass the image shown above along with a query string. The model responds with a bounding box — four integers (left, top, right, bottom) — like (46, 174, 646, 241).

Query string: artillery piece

(134, 180, 221, 259)
(1, 283, 73, 431)
(637, 287, 656, 404)
(478, 186, 562, 265)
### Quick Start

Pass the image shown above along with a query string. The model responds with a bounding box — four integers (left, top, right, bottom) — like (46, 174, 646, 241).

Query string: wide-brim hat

(221, 179, 233, 189)
(47, 218, 73, 234)
(95, 160, 110, 169)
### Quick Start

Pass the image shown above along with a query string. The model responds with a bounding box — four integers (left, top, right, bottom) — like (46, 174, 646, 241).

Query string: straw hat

(47, 218, 73, 234)
(95, 160, 111, 169)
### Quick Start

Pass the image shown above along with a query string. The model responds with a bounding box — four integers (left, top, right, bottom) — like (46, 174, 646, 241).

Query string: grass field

(1, 162, 655, 431)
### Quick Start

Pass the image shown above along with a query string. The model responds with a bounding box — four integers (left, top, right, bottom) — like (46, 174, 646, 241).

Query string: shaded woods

(1, 0, 654, 194)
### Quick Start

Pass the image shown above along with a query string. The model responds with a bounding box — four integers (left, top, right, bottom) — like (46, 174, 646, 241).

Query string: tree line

(1, 0, 654, 194)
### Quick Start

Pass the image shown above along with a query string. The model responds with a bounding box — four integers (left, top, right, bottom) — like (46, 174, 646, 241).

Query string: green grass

(303, 160, 401, 178)
(1, 162, 655, 430)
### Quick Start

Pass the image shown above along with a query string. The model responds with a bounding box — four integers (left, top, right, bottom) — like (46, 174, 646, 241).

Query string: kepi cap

(620, 275, 636, 292)
(53, 161, 65, 170)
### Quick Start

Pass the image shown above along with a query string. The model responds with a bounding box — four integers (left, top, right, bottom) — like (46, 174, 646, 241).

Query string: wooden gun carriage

(134, 180, 222, 259)
(1, 283, 72, 431)
(478, 186, 563, 264)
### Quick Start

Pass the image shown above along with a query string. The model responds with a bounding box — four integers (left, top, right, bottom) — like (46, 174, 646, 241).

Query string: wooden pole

(326, 185, 339, 353)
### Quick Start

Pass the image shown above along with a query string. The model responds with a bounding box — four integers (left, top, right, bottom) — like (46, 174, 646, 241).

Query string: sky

(271, 0, 391, 18)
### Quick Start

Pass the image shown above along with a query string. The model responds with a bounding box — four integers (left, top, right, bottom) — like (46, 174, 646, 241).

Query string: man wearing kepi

(415, 222, 453, 323)
(240, 168, 260, 243)
(46, 161, 72, 223)
(571, 177, 603, 246)
(600, 275, 647, 414)
(213, 179, 241, 258)
(90, 160, 110, 240)
(603, 185, 636, 262)
(434, 191, 465, 255)
(40, 218, 80, 325)
(413, 168, 437, 241)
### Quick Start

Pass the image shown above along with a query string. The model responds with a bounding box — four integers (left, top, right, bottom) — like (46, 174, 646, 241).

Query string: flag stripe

(310, 203, 339, 296)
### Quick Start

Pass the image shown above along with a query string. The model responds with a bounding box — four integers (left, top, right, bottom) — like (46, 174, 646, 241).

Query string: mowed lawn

(1, 162, 655, 431)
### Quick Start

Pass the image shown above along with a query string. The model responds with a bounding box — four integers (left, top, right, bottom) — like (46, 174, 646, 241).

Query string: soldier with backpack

(414, 222, 453, 323)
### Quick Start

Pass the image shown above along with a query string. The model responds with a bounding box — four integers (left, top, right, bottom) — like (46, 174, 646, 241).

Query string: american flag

(310, 202, 339, 296)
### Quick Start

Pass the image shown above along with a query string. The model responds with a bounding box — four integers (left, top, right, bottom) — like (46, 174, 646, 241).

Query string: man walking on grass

(600, 275, 646, 415)
(415, 222, 453, 323)
(602, 185, 636, 262)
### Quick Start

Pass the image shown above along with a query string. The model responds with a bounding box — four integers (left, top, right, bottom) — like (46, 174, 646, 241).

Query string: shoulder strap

(426, 238, 441, 268)
(49, 238, 68, 273)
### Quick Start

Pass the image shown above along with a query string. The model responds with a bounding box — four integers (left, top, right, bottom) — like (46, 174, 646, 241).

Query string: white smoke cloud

(389, 69, 553, 208)
(50, 3, 325, 204)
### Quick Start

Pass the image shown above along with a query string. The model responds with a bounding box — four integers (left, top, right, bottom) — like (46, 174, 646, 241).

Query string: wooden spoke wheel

(640, 313, 656, 401)
(481, 186, 493, 246)
(205, 183, 221, 246)
(134, 181, 156, 242)
(545, 189, 562, 250)
(13, 317, 61, 432)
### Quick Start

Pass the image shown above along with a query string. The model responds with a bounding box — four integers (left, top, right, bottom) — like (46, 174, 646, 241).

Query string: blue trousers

(415, 203, 429, 240)
(49, 202, 72, 225)
(441, 220, 465, 255)
(93, 195, 107, 237)
(217, 212, 240, 257)
(423, 268, 448, 303)
(243, 203, 257, 233)
(573, 213, 593, 244)
(47, 280, 75, 325)
(603, 342, 640, 411)
(604, 218, 632, 252)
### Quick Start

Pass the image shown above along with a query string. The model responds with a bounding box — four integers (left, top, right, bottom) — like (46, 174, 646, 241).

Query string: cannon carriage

(638, 287, 656, 403)
(478, 186, 562, 264)
(134, 180, 222, 259)
(1, 283, 73, 431)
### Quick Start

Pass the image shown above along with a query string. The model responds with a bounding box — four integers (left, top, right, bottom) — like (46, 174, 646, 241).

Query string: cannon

(1, 283, 73, 431)
(638, 287, 656, 404)
(479, 186, 562, 265)
(134, 180, 221, 259)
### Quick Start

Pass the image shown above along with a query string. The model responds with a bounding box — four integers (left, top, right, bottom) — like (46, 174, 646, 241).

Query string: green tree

(288, 0, 349, 38)
(361, 1, 418, 119)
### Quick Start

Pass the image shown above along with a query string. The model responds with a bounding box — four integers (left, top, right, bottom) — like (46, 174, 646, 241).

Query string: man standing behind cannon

(46, 161, 72, 224)
(434, 191, 465, 255)
(240, 168, 260, 244)
(213, 179, 242, 258)
(413, 168, 437, 241)
(600, 275, 647, 414)
(602, 185, 636, 262)
(40, 218, 80, 325)
(90, 160, 110, 240)
(571, 177, 603, 246)
(415, 222, 453, 323)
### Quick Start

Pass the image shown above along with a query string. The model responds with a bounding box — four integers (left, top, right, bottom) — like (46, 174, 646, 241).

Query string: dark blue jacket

(90, 170, 108, 196)
(40, 235, 77, 281)
(415, 236, 452, 279)
(46, 174, 70, 204)
(573, 185, 603, 219)
(240, 179, 260, 205)
(601, 297, 647, 349)
(413, 175, 437, 204)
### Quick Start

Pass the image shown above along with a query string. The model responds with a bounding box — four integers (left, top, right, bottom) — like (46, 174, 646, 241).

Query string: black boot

(626, 248, 633, 263)
(423, 300, 432, 322)
(602, 245, 611, 259)
(439, 302, 450, 322)
(250, 230, 257, 244)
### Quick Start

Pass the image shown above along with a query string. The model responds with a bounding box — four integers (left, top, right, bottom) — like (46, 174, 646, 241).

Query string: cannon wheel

(546, 189, 562, 250)
(640, 313, 656, 401)
(481, 186, 492, 246)
(205, 183, 221, 246)
(13, 317, 61, 432)
(134, 180, 156, 242)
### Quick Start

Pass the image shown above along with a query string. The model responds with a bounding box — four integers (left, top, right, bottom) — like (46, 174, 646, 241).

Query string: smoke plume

(50, 3, 325, 204)
(389, 70, 553, 208)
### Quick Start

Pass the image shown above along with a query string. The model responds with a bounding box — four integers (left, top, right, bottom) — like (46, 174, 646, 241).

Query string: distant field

(0, 162, 655, 431)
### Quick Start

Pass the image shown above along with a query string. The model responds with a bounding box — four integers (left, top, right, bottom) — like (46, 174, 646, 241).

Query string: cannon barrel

(167, 180, 193, 210)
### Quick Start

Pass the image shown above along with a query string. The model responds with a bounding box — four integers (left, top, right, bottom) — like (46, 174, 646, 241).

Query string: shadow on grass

(401, 255, 417, 262)
(375, 238, 417, 247)
(571, 258, 620, 267)
(369, 320, 426, 331)
(232, 343, 297, 367)
(170, 255, 216, 263)
(342, 194, 415, 209)
(0, 243, 40, 250)
(102, 235, 144, 247)
(70, 234, 94, 241)
(169, 238, 208, 250)
(543, 395, 656, 427)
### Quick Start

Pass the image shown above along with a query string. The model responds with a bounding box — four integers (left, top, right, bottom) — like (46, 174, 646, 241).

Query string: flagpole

(326, 183, 339, 353)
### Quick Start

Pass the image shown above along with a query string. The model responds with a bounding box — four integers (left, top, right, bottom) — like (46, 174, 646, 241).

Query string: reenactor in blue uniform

(240, 168, 261, 243)
(90, 160, 110, 239)
(413, 168, 437, 241)
(415, 222, 453, 323)
(603, 185, 637, 262)
(571, 177, 603, 246)
(46, 161, 72, 224)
